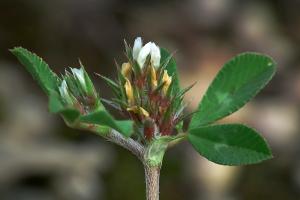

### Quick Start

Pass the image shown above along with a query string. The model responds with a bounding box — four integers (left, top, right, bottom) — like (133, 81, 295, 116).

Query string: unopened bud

(162, 70, 172, 95)
(121, 62, 132, 78)
(150, 66, 157, 89)
(124, 78, 134, 105)
(127, 106, 150, 117)
(144, 119, 156, 140)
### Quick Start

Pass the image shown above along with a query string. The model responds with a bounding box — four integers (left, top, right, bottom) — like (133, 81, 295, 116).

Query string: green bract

(160, 48, 180, 93)
(11, 41, 276, 167)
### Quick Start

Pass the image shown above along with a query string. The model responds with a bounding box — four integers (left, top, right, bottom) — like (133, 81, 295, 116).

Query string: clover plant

(11, 37, 276, 200)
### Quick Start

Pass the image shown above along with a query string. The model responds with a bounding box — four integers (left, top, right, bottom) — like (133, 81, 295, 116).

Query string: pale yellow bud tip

(150, 66, 158, 89)
(124, 78, 134, 105)
(121, 62, 132, 77)
(162, 70, 172, 94)
(127, 106, 150, 117)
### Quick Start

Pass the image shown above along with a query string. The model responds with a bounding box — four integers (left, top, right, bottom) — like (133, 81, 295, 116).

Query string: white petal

(150, 43, 161, 68)
(59, 80, 68, 97)
(71, 68, 85, 87)
(59, 80, 74, 104)
(59, 80, 73, 103)
(133, 37, 143, 60)
(137, 42, 152, 68)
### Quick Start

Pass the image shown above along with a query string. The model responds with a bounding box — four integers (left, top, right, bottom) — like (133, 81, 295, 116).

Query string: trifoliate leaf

(188, 124, 273, 165)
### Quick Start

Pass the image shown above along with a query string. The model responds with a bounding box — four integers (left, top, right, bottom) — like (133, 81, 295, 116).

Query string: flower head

(99, 37, 189, 142)
(59, 66, 100, 114)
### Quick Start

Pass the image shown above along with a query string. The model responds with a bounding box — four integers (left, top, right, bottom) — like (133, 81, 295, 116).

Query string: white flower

(132, 37, 161, 69)
(133, 37, 143, 60)
(71, 68, 86, 89)
(59, 80, 73, 104)
(137, 42, 152, 68)
(150, 42, 161, 68)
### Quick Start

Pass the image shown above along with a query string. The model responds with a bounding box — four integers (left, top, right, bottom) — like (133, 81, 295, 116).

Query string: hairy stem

(79, 123, 145, 160)
(107, 129, 145, 161)
(82, 124, 162, 199)
(144, 164, 160, 200)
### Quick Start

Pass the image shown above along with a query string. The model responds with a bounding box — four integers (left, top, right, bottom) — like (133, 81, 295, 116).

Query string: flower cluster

(100, 37, 190, 142)
(58, 66, 100, 114)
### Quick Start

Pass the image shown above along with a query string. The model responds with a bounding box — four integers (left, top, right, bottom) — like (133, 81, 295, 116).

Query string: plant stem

(107, 129, 145, 161)
(144, 164, 161, 200)
(82, 124, 145, 161)
(84, 124, 162, 199)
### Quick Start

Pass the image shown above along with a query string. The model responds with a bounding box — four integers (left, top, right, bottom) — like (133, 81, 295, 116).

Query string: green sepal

(116, 70, 127, 103)
(175, 121, 184, 132)
(96, 73, 120, 97)
(124, 40, 133, 60)
(63, 71, 81, 98)
(160, 48, 180, 93)
(175, 82, 197, 99)
(81, 67, 97, 98)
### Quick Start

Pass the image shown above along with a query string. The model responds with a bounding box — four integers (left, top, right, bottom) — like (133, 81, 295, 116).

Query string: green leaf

(188, 124, 273, 165)
(79, 110, 133, 137)
(10, 47, 60, 96)
(48, 91, 80, 124)
(60, 109, 81, 124)
(48, 91, 64, 113)
(190, 53, 276, 128)
(115, 120, 134, 136)
(160, 48, 180, 92)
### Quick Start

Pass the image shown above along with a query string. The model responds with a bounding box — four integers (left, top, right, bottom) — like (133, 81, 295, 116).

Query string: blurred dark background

(1, 0, 300, 199)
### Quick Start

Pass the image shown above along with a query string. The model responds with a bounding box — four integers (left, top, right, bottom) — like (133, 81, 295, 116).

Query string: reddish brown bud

(160, 119, 173, 136)
(144, 119, 156, 140)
